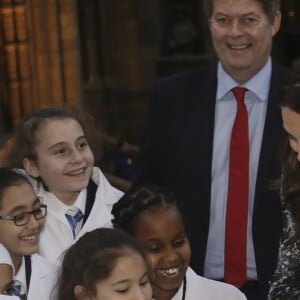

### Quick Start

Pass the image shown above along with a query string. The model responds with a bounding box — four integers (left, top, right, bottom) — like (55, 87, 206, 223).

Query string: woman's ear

(74, 285, 89, 300)
(23, 158, 40, 178)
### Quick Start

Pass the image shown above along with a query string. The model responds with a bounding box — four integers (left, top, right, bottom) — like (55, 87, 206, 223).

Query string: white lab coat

(0, 244, 13, 271)
(0, 244, 16, 299)
(31, 167, 123, 265)
(16, 253, 58, 300)
(158, 267, 247, 300)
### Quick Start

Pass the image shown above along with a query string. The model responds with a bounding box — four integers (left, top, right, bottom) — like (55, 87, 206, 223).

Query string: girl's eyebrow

(48, 141, 65, 151)
(77, 135, 87, 139)
(48, 135, 87, 150)
(111, 271, 148, 286)
(111, 279, 130, 286)
(144, 238, 160, 242)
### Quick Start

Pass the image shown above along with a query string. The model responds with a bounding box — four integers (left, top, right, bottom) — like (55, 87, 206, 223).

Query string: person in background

(112, 185, 247, 300)
(8, 107, 123, 265)
(57, 227, 152, 300)
(136, 0, 287, 298)
(0, 167, 58, 300)
(268, 60, 300, 299)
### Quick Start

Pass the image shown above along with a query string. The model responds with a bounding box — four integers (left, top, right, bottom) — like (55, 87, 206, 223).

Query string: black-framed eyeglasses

(0, 204, 47, 226)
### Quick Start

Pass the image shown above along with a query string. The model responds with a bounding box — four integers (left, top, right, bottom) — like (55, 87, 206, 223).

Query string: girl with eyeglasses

(0, 168, 58, 300)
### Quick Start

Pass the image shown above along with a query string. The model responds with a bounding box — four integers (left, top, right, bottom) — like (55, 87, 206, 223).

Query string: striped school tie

(65, 208, 84, 238)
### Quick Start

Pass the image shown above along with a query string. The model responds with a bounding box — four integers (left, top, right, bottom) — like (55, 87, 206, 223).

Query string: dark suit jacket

(137, 61, 287, 296)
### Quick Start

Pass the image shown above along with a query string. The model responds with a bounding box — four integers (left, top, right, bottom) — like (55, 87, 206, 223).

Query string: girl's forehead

(139, 204, 180, 218)
(134, 205, 185, 235)
(0, 182, 38, 213)
(35, 118, 84, 141)
(38, 117, 81, 131)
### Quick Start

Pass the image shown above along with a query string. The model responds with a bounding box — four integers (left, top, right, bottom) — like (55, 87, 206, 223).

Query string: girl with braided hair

(112, 185, 246, 300)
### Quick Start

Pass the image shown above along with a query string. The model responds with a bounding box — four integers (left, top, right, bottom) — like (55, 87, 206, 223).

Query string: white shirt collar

(44, 189, 86, 220)
(217, 57, 272, 101)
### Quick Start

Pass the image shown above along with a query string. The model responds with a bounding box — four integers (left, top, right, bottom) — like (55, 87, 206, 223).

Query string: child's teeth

(70, 169, 84, 175)
(158, 267, 179, 277)
(22, 234, 36, 241)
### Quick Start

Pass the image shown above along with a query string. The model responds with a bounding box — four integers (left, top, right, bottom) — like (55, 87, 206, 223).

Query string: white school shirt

(205, 58, 271, 279)
(32, 167, 123, 265)
(162, 267, 247, 300)
(15, 254, 59, 300)
(0, 243, 14, 274)
(0, 297, 20, 300)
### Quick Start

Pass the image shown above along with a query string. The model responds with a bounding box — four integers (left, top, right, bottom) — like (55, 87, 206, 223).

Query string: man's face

(209, 0, 281, 83)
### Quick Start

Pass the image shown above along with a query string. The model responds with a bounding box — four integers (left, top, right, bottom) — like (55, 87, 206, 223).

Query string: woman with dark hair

(268, 60, 300, 299)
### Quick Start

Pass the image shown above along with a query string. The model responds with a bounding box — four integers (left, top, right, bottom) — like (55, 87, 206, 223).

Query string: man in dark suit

(137, 0, 287, 299)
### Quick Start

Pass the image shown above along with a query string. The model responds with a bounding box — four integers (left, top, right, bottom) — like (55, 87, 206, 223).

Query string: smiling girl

(0, 168, 58, 300)
(58, 228, 152, 300)
(112, 185, 246, 300)
(8, 107, 123, 265)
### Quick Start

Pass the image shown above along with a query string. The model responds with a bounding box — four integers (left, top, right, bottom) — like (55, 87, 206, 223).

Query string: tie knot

(66, 208, 83, 222)
(74, 209, 84, 222)
(231, 87, 247, 103)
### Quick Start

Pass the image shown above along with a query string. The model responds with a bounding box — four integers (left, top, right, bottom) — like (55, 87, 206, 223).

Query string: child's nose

(133, 286, 147, 300)
(164, 247, 179, 263)
(70, 149, 83, 163)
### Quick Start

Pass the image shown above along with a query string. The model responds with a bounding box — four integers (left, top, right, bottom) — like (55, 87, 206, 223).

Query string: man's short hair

(203, 0, 281, 22)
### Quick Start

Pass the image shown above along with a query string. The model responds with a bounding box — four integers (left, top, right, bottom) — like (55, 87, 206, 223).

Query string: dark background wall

(0, 0, 299, 183)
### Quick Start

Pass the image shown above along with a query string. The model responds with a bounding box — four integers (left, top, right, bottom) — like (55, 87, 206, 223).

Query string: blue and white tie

(65, 208, 84, 238)
(12, 283, 21, 296)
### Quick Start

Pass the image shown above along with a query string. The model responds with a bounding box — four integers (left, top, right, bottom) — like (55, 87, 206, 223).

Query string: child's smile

(24, 118, 95, 205)
(0, 181, 45, 272)
(133, 204, 191, 299)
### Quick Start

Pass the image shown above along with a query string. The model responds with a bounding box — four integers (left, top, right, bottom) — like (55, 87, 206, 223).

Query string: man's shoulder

(154, 61, 218, 88)
(271, 60, 288, 78)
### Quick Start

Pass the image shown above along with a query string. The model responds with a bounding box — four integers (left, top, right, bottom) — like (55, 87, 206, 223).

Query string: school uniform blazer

(167, 267, 246, 300)
(27, 253, 59, 300)
(138, 60, 288, 295)
(33, 167, 123, 265)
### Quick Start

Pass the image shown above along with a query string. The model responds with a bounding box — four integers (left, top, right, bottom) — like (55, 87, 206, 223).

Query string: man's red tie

(224, 87, 248, 288)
